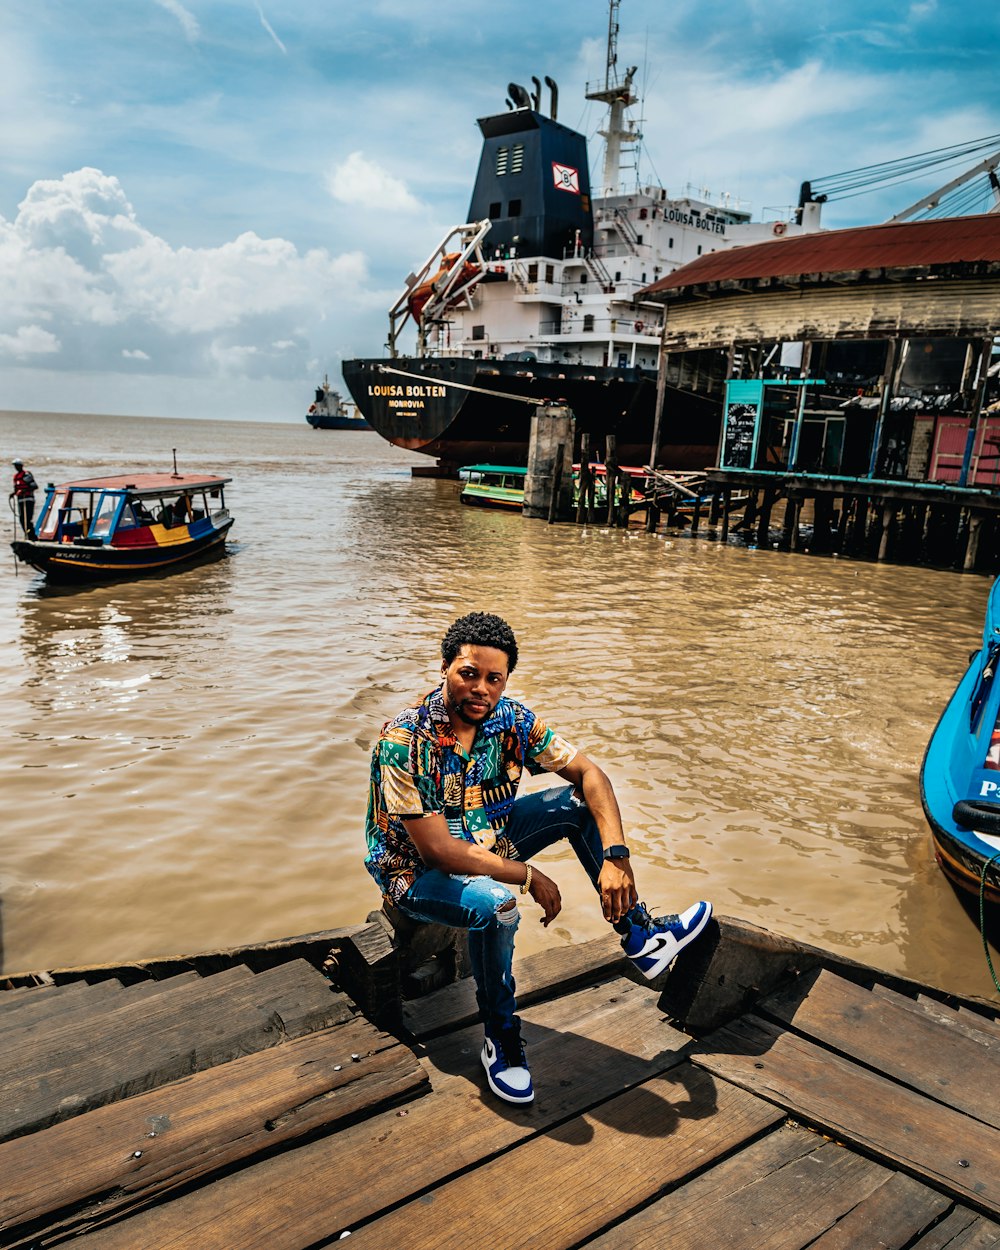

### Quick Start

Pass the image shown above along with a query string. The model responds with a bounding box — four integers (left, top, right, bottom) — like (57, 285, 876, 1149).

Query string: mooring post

(524, 404, 576, 521)
(964, 512, 983, 572)
(576, 432, 592, 524)
(604, 435, 618, 527)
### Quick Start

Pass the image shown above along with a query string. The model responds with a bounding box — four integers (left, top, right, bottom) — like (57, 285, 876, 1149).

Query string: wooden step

(690, 1012, 1000, 1216)
(0, 978, 124, 1032)
(0, 960, 350, 1143)
(0, 1014, 426, 1247)
(585, 1126, 951, 1250)
(761, 968, 1000, 1129)
(66, 976, 692, 1249)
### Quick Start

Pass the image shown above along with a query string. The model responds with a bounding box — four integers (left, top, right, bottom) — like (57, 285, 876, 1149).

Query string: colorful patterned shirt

(364, 685, 577, 903)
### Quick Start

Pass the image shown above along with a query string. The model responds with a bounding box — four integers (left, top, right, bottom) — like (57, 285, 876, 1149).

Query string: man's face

(442, 644, 509, 727)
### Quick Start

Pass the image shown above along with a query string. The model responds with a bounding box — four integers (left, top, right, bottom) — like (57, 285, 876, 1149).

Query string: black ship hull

(305, 413, 372, 431)
(341, 357, 719, 469)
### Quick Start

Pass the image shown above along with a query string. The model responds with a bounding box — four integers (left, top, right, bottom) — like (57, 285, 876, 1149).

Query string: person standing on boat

(10, 459, 37, 539)
(364, 611, 712, 1106)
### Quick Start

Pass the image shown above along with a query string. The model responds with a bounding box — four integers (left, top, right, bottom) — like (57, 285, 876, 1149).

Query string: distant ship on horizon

(305, 375, 371, 431)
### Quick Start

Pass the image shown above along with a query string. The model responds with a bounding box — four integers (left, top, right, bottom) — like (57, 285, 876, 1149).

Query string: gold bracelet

(520, 863, 532, 895)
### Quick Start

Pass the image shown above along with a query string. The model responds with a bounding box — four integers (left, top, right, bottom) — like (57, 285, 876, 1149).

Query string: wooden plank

(402, 932, 627, 1039)
(761, 969, 1000, 1127)
(340, 1064, 784, 1249)
(0, 1016, 426, 1247)
(911, 1208, 996, 1249)
(804, 1171, 951, 1249)
(586, 1126, 890, 1250)
(690, 1013, 1000, 1216)
(69, 977, 690, 1248)
(0, 978, 124, 1033)
(868, 984, 1000, 1050)
(0, 960, 351, 1142)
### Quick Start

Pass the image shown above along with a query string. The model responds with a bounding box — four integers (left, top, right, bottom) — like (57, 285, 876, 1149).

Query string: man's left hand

(598, 859, 638, 925)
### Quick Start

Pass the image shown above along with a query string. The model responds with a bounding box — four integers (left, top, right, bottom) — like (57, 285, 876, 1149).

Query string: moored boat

(920, 575, 1000, 903)
(306, 375, 371, 430)
(459, 461, 646, 511)
(10, 471, 234, 584)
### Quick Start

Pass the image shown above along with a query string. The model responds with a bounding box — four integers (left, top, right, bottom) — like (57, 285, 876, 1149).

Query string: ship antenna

(586, 0, 641, 197)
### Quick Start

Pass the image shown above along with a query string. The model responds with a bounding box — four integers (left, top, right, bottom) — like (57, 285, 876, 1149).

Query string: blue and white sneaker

(619, 900, 713, 979)
(481, 1025, 534, 1104)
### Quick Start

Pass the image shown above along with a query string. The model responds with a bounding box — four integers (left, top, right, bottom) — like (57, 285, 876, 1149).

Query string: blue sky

(1, 0, 999, 422)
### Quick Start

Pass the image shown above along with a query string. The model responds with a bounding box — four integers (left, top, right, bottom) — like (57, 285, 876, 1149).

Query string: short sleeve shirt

(364, 685, 577, 903)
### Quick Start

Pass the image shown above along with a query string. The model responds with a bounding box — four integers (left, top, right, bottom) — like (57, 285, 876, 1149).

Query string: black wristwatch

(603, 844, 630, 861)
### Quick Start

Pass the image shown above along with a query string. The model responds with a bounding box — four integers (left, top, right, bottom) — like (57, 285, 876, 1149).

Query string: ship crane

(386, 219, 492, 358)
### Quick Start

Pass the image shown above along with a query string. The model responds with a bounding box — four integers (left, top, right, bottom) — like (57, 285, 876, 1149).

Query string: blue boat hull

(920, 576, 1000, 903)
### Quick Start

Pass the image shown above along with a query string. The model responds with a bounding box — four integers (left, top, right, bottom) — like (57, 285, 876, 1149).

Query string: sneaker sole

(632, 901, 713, 980)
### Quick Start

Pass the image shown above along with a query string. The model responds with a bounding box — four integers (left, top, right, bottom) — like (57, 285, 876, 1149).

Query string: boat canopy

(45, 473, 231, 498)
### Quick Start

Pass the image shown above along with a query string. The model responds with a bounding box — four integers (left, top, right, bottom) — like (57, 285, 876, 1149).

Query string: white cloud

(0, 325, 60, 359)
(256, 4, 288, 54)
(326, 151, 423, 214)
(151, 0, 200, 42)
(0, 167, 384, 390)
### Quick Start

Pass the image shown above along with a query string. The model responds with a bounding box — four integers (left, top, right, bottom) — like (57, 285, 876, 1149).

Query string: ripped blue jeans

(396, 785, 604, 1035)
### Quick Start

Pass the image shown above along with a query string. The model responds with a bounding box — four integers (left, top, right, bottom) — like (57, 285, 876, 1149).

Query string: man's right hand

(528, 867, 561, 926)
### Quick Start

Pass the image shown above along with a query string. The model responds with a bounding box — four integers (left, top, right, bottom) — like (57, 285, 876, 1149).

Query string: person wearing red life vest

(10, 459, 37, 538)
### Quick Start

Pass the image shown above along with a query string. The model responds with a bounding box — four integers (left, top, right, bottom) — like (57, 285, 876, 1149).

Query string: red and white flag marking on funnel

(552, 163, 580, 193)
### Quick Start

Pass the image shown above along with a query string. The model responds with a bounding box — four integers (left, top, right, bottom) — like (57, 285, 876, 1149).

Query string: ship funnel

(545, 75, 558, 120)
(507, 82, 532, 110)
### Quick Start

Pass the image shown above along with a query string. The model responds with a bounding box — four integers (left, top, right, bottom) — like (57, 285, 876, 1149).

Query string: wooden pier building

(641, 214, 1000, 569)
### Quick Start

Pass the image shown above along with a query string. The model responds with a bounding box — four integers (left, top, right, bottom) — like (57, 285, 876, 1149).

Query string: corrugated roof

(642, 213, 1000, 297)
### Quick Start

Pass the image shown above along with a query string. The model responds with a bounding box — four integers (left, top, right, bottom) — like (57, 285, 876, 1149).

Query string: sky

(1, 0, 999, 423)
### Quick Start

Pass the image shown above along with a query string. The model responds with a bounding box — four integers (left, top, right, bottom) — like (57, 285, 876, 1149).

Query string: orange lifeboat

(408, 254, 481, 323)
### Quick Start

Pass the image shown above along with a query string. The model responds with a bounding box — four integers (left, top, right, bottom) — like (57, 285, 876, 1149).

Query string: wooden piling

(604, 436, 618, 527)
(965, 512, 984, 571)
(756, 488, 775, 547)
(720, 489, 731, 542)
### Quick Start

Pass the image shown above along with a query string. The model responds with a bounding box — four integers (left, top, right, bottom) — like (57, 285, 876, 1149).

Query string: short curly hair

(441, 612, 518, 672)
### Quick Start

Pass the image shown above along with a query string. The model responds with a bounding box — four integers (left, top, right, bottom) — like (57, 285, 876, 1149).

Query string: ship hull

(342, 357, 718, 469)
(305, 413, 372, 431)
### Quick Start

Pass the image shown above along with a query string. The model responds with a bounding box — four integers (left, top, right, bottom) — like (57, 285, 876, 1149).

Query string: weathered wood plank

(586, 1126, 890, 1250)
(0, 960, 351, 1142)
(909, 1208, 994, 1249)
(761, 969, 1000, 1127)
(340, 1065, 784, 1249)
(803, 1171, 951, 1249)
(0, 978, 125, 1033)
(69, 977, 689, 1249)
(402, 932, 626, 1039)
(690, 1013, 1000, 1216)
(867, 984, 1000, 1051)
(0, 1016, 426, 1247)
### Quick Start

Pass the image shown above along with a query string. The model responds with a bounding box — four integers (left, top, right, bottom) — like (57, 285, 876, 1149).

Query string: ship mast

(586, 0, 641, 196)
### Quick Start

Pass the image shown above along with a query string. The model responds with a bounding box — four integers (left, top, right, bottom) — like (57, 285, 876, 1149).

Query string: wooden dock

(3, 916, 1000, 1247)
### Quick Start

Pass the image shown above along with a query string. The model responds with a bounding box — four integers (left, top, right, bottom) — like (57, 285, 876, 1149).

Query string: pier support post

(720, 489, 732, 542)
(524, 404, 575, 521)
(756, 488, 775, 547)
(876, 504, 894, 561)
(780, 495, 799, 550)
(604, 436, 619, 527)
(964, 512, 983, 572)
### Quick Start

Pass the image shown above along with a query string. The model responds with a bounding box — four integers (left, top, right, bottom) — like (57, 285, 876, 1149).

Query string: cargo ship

(342, 1, 822, 472)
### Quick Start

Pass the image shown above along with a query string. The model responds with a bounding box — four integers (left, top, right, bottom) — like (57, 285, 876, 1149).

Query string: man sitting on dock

(364, 611, 712, 1106)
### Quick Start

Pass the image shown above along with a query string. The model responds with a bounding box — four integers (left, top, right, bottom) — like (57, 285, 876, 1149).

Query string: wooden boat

(921, 575, 1000, 904)
(4, 913, 1000, 1246)
(10, 472, 233, 583)
(459, 464, 526, 509)
(459, 463, 645, 512)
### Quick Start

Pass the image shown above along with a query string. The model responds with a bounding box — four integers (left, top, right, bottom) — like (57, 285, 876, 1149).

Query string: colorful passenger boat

(459, 463, 646, 511)
(10, 472, 234, 583)
(459, 465, 526, 509)
(920, 575, 1000, 903)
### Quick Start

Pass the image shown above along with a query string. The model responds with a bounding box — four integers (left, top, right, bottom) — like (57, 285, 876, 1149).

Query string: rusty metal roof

(642, 213, 1000, 297)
